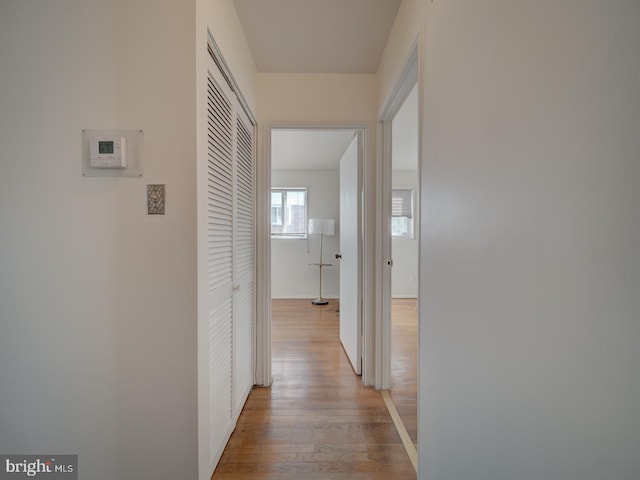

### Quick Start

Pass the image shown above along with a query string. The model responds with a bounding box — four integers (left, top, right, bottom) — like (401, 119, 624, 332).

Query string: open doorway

(269, 127, 365, 375)
(374, 39, 420, 471)
(388, 83, 419, 447)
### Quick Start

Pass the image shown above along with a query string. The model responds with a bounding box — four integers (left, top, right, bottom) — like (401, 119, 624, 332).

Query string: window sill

(271, 235, 308, 240)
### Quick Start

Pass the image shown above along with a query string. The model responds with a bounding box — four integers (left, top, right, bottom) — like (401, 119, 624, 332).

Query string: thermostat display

(91, 137, 126, 168)
(98, 141, 115, 155)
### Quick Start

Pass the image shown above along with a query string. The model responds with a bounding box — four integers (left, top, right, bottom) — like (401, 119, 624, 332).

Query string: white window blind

(271, 188, 307, 237)
(392, 188, 413, 218)
(391, 188, 414, 238)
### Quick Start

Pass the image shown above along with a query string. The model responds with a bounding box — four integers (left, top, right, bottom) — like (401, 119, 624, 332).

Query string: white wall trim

(255, 124, 272, 387)
(376, 37, 420, 390)
(272, 295, 341, 300)
(207, 30, 256, 126)
(379, 38, 420, 120)
(375, 119, 392, 390)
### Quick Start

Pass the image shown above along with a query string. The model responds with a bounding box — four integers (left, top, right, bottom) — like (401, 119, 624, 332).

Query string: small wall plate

(147, 184, 165, 215)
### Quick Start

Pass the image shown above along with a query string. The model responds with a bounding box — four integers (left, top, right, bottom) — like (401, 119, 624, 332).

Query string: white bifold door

(201, 54, 255, 473)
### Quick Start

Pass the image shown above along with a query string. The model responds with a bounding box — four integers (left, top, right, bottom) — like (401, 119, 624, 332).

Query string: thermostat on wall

(90, 137, 127, 168)
(82, 129, 143, 177)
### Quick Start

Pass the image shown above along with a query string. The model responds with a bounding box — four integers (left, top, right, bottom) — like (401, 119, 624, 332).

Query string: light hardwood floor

(390, 298, 418, 446)
(212, 299, 416, 480)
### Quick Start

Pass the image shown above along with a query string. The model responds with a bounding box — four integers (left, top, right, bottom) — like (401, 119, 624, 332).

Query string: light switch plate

(147, 184, 165, 215)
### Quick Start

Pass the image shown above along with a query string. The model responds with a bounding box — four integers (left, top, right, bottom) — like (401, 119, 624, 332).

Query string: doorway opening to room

(376, 39, 419, 472)
(268, 127, 365, 379)
(388, 82, 419, 457)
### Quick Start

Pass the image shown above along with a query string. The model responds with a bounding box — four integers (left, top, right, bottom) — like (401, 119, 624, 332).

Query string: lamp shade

(308, 218, 335, 236)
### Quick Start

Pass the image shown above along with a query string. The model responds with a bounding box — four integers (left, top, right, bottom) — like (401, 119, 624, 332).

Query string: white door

(205, 63, 235, 464)
(200, 53, 255, 472)
(339, 134, 362, 374)
(232, 108, 255, 418)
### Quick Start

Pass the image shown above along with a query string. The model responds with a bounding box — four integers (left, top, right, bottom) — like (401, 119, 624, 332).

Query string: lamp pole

(312, 233, 330, 305)
(308, 218, 334, 306)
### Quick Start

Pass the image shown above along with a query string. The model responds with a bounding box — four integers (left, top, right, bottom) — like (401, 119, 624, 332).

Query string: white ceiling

(271, 130, 356, 170)
(239, 0, 413, 171)
(233, 0, 402, 74)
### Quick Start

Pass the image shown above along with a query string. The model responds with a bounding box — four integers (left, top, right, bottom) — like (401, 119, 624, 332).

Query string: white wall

(196, 0, 258, 114)
(271, 170, 340, 299)
(258, 73, 377, 123)
(414, 1, 640, 479)
(391, 170, 418, 298)
(0, 1, 198, 479)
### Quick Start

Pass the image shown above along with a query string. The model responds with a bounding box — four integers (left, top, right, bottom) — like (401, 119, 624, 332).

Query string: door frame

(375, 38, 420, 390)
(255, 122, 375, 386)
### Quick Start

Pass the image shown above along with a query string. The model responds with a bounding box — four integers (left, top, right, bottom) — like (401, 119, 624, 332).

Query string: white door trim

(376, 37, 420, 390)
(256, 122, 376, 386)
(254, 124, 272, 386)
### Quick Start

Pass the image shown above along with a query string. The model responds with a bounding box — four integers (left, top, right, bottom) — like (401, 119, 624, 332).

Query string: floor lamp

(308, 218, 335, 305)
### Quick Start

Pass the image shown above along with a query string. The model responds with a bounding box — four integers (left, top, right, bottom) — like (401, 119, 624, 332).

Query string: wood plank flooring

(212, 299, 416, 480)
(389, 298, 418, 447)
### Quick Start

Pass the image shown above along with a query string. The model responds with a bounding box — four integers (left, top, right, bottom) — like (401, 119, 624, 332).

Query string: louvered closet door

(206, 63, 235, 464)
(232, 108, 254, 417)
(204, 52, 256, 471)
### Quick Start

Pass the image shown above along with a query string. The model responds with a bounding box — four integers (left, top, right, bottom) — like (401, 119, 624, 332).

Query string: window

(391, 188, 414, 238)
(271, 188, 307, 237)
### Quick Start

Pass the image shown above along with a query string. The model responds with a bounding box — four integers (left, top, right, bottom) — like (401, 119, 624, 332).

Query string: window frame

(270, 187, 308, 239)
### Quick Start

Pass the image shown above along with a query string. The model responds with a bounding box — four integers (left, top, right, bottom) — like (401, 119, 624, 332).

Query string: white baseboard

(271, 294, 340, 300)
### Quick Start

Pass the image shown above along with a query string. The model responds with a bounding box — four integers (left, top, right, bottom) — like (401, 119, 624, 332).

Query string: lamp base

(311, 298, 329, 306)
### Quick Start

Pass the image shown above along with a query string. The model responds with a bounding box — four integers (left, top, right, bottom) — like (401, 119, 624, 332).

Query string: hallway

(212, 299, 416, 479)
